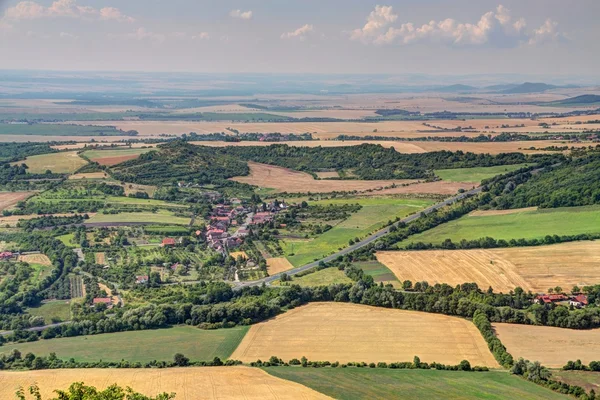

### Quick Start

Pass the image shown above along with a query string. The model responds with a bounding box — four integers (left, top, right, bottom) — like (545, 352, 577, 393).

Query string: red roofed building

(161, 238, 176, 247)
(536, 294, 568, 304)
(0, 251, 13, 259)
(570, 295, 589, 308)
(135, 275, 149, 284)
(93, 298, 113, 308)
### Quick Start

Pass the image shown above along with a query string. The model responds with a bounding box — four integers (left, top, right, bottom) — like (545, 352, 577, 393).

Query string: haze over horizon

(1, 0, 599, 78)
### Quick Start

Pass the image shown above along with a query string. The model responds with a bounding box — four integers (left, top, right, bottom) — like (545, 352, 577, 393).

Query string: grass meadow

(87, 210, 192, 225)
(275, 267, 352, 287)
(264, 368, 568, 400)
(17, 151, 88, 174)
(434, 164, 530, 183)
(26, 300, 71, 324)
(403, 205, 600, 246)
(0, 326, 249, 362)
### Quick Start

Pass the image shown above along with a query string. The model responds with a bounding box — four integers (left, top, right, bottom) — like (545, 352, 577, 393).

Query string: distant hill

(484, 84, 519, 92)
(547, 94, 600, 106)
(429, 84, 478, 93)
(501, 82, 558, 94)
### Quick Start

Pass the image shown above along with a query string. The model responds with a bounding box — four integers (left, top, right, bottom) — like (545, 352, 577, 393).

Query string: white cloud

(192, 32, 210, 40)
(351, 4, 564, 48)
(230, 9, 252, 20)
(281, 24, 314, 40)
(59, 31, 78, 39)
(112, 27, 165, 43)
(2, 0, 134, 22)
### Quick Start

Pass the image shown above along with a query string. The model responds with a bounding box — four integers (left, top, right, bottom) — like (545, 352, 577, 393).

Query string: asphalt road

(234, 186, 483, 290)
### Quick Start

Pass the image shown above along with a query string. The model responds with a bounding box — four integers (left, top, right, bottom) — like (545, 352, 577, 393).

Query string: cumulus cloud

(59, 31, 78, 39)
(230, 9, 252, 20)
(281, 24, 314, 40)
(192, 32, 210, 40)
(2, 0, 133, 22)
(351, 4, 564, 47)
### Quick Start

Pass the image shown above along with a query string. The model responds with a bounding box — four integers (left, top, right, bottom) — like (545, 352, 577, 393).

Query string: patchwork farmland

(230, 302, 499, 366)
(16, 151, 88, 173)
(377, 241, 600, 293)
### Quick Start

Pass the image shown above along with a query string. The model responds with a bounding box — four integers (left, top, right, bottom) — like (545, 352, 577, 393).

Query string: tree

(173, 353, 189, 367)
(16, 383, 175, 400)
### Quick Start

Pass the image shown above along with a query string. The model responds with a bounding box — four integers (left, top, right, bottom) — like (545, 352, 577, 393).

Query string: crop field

(17, 151, 88, 173)
(105, 196, 186, 208)
(69, 275, 85, 298)
(0, 325, 249, 362)
(275, 267, 352, 287)
(87, 210, 191, 225)
(266, 368, 568, 400)
(18, 253, 52, 266)
(0, 366, 330, 400)
(403, 205, 600, 245)
(68, 172, 108, 180)
(493, 323, 600, 368)
(353, 260, 401, 288)
(82, 148, 154, 166)
(230, 302, 498, 366)
(377, 241, 600, 293)
(283, 197, 433, 266)
(0, 192, 34, 211)
(553, 371, 600, 393)
(434, 164, 530, 183)
(231, 162, 418, 194)
(26, 300, 70, 324)
(266, 257, 294, 275)
(0, 123, 125, 136)
(93, 252, 106, 265)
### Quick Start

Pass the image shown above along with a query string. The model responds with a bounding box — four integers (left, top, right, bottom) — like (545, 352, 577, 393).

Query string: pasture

(0, 325, 249, 363)
(403, 205, 600, 245)
(0, 366, 330, 400)
(87, 210, 191, 225)
(283, 197, 433, 266)
(266, 368, 568, 400)
(377, 241, 600, 293)
(434, 164, 530, 183)
(553, 371, 600, 393)
(353, 260, 401, 288)
(0, 192, 34, 211)
(82, 148, 154, 166)
(493, 323, 600, 368)
(17, 151, 87, 173)
(275, 267, 351, 287)
(230, 302, 498, 366)
(26, 300, 70, 324)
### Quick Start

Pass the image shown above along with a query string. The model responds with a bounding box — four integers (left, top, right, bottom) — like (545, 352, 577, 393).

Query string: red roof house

(536, 294, 568, 304)
(161, 238, 176, 247)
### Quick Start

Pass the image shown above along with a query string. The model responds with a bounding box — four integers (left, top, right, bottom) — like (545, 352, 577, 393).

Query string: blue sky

(0, 0, 598, 77)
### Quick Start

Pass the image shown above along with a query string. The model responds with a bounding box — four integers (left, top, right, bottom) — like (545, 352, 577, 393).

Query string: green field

(83, 148, 155, 160)
(403, 205, 600, 246)
(265, 368, 568, 400)
(87, 210, 192, 225)
(0, 326, 249, 362)
(105, 196, 186, 208)
(283, 197, 434, 266)
(275, 267, 352, 287)
(552, 370, 600, 392)
(353, 260, 401, 287)
(16, 151, 88, 174)
(26, 300, 71, 324)
(434, 164, 530, 183)
(0, 123, 126, 136)
(56, 233, 76, 247)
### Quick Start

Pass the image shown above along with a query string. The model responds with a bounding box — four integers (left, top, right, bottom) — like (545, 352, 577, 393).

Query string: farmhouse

(0, 251, 13, 259)
(569, 295, 589, 308)
(536, 294, 569, 304)
(92, 297, 113, 308)
(252, 212, 273, 224)
(135, 275, 148, 284)
(161, 238, 176, 247)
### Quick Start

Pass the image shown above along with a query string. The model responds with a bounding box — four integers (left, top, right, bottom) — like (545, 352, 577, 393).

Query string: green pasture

(434, 164, 530, 183)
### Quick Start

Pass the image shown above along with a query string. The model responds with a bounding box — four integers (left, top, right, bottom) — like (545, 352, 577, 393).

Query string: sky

(0, 0, 599, 79)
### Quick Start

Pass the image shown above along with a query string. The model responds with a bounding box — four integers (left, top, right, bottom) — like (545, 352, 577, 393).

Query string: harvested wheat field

(493, 324, 600, 368)
(68, 172, 108, 180)
(94, 252, 106, 265)
(266, 257, 294, 275)
(364, 181, 475, 196)
(18, 253, 52, 266)
(0, 367, 330, 400)
(16, 151, 88, 174)
(0, 192, 34, 211)
(192, 140, 427, 153)
(376, 241, 600, 293)
(231, 302, 498, 366)
(231, 162, 417, 194)
(469, 207, 537, 216)
(229, 251, 248, 260)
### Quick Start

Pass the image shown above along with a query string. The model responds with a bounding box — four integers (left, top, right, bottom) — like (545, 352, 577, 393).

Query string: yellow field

(266, 257, 294, 275)
(493, 324, 600, 368)
(0, 192, 34, 212)
(376, 241, 600, 293)
(230, 302, 498, 367)
(469, 207, 537, 217)
(231, 162, 417, 194)
(16, 151, 88, 174)
(94, 252, 106, 265)
(315, 171, 340, 179)
(0, 367, 330, 400)
(18, 253, 52, 266)
(229, 251, 248, 260)
(68, 172, 108, 180)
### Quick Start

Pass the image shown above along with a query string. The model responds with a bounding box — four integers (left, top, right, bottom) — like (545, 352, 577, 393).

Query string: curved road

(234, 186, 483, 290)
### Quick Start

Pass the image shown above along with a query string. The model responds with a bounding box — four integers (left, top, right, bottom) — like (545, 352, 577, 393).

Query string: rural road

(233, 186, 483, 290)
(0, 321, 70, 336)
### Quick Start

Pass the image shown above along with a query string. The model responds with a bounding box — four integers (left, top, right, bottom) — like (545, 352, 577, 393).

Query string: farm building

(570, 295, 589, 308)
(92, 298, 113, 308)
(135, 275, 148, 284)
(0, 251, 13, 259)
(161, 238, 176, 247)
(535, 294, 569, 304)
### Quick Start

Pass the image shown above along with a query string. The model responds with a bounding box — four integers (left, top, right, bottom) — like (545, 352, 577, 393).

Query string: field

(87, 210, 191, 225)
(283, 197, 433, 266)
(69, 275, 85, 298)
(266, 257, 294, 275)
(403, 205, 600, 245)
(16, 151, 88, 173)
(82, 148, 154, 166)
(434, 164, 529, 183)
(275, 267, 352, 287)
(231, 162, 418, 194)
(68, 172, 108, 180)
(377, 241, 600, 293)
(353, 260, 401, 288)
(230, 302, 498, 366)
(94, 252, 106, 264)
(18, 253, 52, 266)
(26, 300, 70, 324)
(0, 366, 330, 400)
(0, 123, 126, 136)
(0, 325, 249, 363)
(265, 368, 568, 400)
(552, 371, 600, 393)
(0, 192, 34, 212)
(493, 323, 600, 368)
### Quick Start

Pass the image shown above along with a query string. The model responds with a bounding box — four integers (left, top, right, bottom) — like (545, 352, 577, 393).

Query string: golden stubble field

(376, 241, 600, 293)
(0, 192, 34, 212)
(230, 302, 499, 367)
(493, 324, 600, 368)
(266, 257, 294, 275)
(0, 367, 330, 400)
(18, 253, 52, 266)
